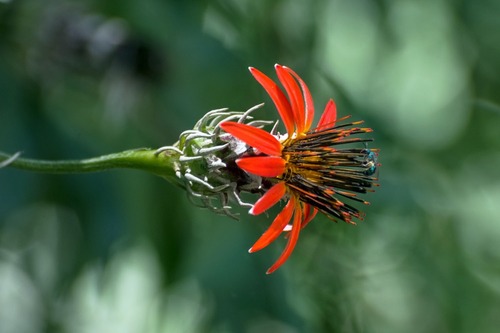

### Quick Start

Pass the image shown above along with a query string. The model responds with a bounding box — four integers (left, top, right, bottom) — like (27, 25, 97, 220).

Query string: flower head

(155, 105, 275, 220)
(221, 64, 379, 274)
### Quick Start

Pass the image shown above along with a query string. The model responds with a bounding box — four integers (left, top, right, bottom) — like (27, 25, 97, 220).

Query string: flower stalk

(0, 149, 182, 186)
(0, 104, 274, 220)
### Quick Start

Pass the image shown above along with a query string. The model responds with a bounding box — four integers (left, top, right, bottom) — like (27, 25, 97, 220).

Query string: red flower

(221, 64, 378, 274)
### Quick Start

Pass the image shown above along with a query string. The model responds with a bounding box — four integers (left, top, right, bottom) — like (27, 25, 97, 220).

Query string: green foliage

(1, 0, 500, 332)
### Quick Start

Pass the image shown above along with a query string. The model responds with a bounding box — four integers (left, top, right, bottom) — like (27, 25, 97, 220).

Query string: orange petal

(236, 156, 286, 178)
(284, 66, 315, 132)
(300, 204, 318, 229)
(220, 121, 282, 156)
(250, 182, 287, 216)
(249, 67, 295, 135)
(281, 203, 317, 238)
(275, 64, 305, 133)
(266, 203, 302, 274)
(316, 99, 337, 131)
(250, 195, 295, 252)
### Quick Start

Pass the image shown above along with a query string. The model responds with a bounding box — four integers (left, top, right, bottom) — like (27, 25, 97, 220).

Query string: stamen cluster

(281, 119, 378, 224)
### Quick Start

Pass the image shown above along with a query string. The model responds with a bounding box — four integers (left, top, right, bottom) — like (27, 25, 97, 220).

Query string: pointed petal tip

(266, 265, 281, 274)
(263, 205, 302, 274)
(248, 65, 295, 134)
(316, 98, 337, 130)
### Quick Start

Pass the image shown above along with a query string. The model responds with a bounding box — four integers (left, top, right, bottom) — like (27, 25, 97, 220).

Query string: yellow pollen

(281, 150, 323, 183)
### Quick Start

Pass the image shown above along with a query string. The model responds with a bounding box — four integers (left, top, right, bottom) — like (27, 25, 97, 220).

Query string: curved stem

(0, 149, 182, 186)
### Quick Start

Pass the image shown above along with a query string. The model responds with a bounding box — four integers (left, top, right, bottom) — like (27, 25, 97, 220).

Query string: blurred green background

(1, 0, 500, 332)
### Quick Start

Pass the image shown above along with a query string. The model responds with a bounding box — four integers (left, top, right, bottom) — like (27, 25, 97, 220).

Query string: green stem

(0, 149, 182, 186)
